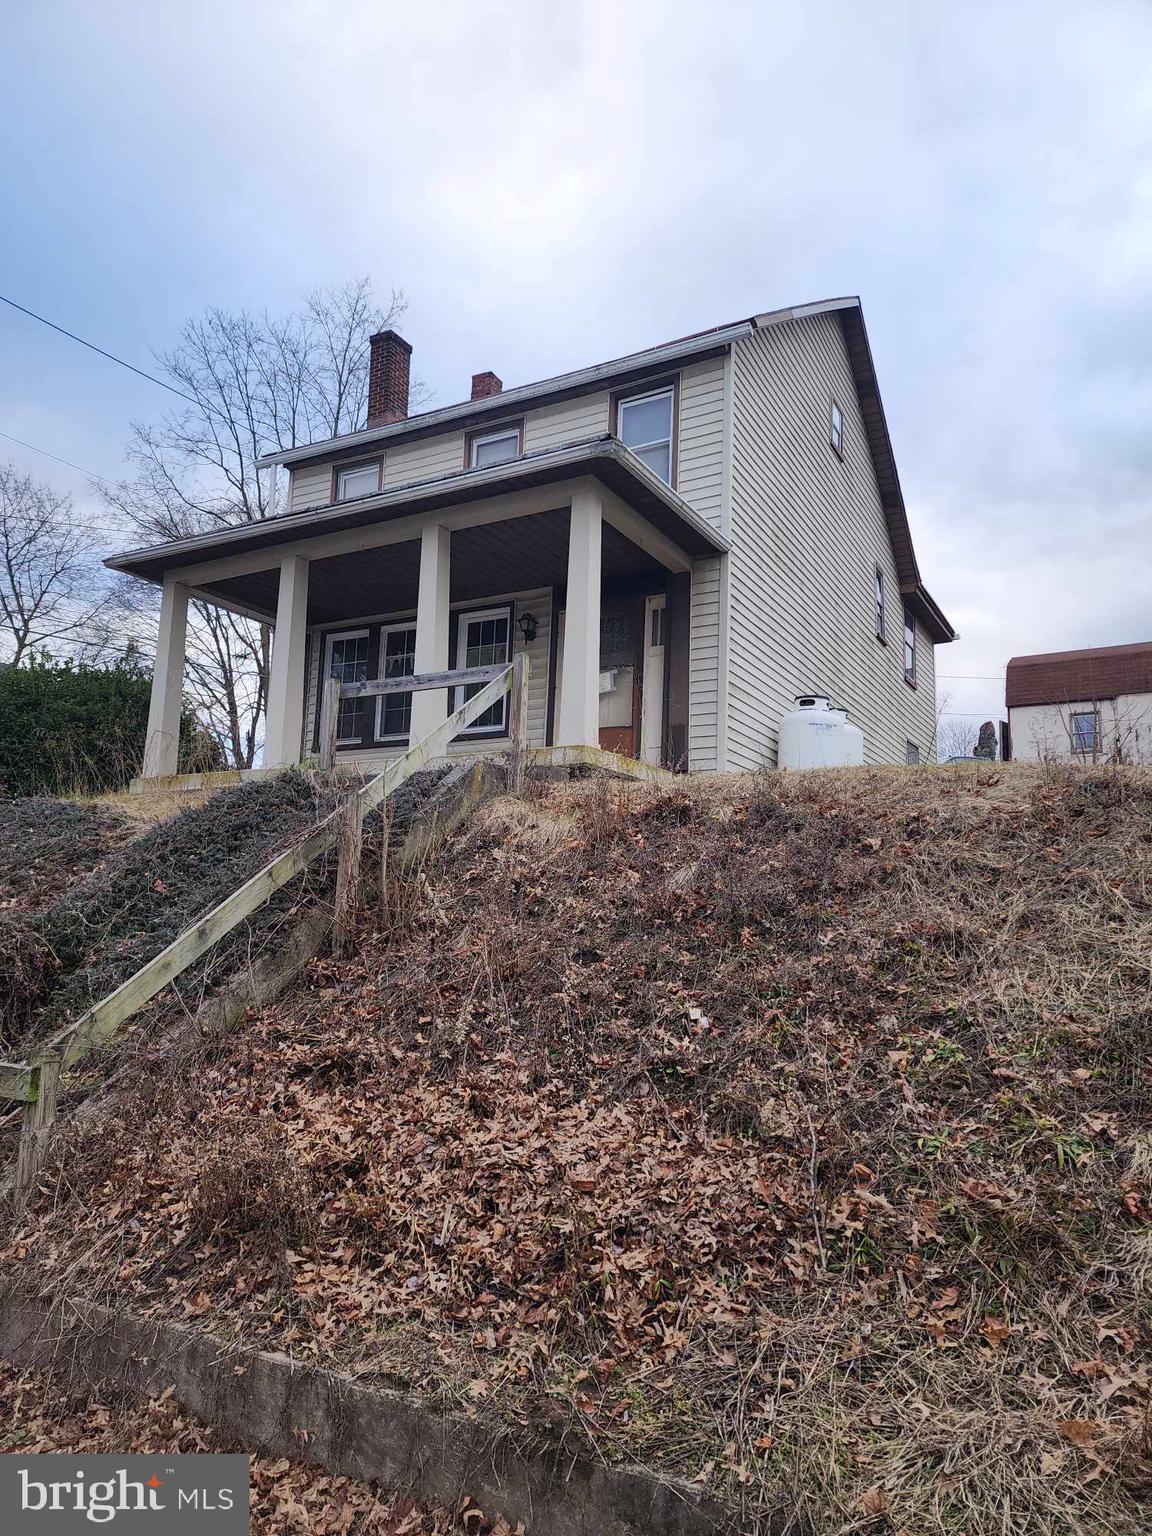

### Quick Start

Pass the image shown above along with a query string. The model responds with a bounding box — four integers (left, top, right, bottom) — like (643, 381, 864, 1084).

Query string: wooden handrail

(340, 663, 508, 700)
(1, 657, 528, 1123)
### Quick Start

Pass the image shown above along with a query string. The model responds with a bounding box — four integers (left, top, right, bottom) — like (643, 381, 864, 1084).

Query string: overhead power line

(0, 428, 119, 488)
(0, 291, 210, 415)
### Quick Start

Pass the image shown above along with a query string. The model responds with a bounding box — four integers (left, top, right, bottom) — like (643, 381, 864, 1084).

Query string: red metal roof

(1006, 641, 1152, 708)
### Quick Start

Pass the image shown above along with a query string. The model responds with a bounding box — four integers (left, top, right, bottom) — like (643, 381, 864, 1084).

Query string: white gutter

(256, 322, 754, 469)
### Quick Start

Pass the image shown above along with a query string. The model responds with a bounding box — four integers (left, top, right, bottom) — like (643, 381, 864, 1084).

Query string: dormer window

(469, 423, 523, 469)
(617, 386, 674, 484)
(336, 460, 382, 501)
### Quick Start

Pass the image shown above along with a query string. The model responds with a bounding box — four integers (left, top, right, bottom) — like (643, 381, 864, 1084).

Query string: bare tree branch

(104, 279, 411, 764)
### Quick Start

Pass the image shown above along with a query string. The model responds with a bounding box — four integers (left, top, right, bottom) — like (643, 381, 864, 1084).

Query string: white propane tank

(843, 717, 865, 766)
(778, 696, 861, 770)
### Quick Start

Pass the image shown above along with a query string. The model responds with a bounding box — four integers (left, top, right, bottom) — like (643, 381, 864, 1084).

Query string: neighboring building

(108, 296, 953, 778)
(1006, 642, 1152, 763)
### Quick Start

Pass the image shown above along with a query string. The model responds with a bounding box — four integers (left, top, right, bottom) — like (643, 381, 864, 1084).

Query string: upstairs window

(376, 623, 418, 741)
(830, 400, 845, 458)
(903, 604, 917, 687)
(336, 460, 382, 501)
(469, 423, 523, 469)
(1070, 710, 1099, 756)
(874, 566, 886, 641)
(617, 386, 674, 483)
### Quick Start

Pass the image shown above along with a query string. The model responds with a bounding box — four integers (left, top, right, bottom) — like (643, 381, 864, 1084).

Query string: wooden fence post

(508, 652, 530, 794)
(13, 1051, 61, 1201)
(318, 677, 340, 771)
(332, 789, 364, 958)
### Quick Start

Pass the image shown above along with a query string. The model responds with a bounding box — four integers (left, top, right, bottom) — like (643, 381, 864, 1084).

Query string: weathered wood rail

(2, 656, 528, 1197)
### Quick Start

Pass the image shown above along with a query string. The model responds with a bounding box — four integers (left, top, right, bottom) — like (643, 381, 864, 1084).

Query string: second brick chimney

(367, 329, 412, 427)
(471, 371, 503, 400)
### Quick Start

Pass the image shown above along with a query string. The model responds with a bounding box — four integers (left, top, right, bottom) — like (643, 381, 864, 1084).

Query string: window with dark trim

(375, 622, 418, 741)
(454, 605, 512, 733)
(336, 460, 382, 501)
(468, 421, 523, 469)
(830, 400, 845, 458)
(616, 386, 675, 484)
(905, 740, 921, 766)
(903, 604, 917, 686)
(874, 566, 886, 642)
(323, 629, 371, 743)
(1070, 709, 1099, 756)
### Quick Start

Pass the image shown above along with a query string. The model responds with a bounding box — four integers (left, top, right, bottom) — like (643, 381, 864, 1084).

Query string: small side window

(830, 400, 844, 458)
(903, 604, 917, 687)
(1070, 710, 1099, 756)
(905, 740, 921, 766)
(874, 566, 886, 642)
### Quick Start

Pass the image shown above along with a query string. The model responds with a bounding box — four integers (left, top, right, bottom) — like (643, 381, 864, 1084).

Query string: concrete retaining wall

(0, 1298, 766, 1536)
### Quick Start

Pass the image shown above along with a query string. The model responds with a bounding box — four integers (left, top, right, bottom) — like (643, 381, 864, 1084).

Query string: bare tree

(0, 465, 117, 665)
(103, 278, 411, 766)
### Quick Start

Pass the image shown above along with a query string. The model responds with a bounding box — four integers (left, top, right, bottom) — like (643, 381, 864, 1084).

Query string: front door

(639, 593, 666, 764)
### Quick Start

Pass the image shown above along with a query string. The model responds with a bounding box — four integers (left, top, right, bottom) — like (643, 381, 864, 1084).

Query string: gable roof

(1006, 641, 1152, 708)
(255, 295, 951, 643)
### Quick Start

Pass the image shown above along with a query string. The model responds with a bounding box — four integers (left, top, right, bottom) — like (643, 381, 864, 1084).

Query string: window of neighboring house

(336, 461, 382, 501)
(617, 386, 674, 483)
(375, 623, 418, 741)
(903, 604, 917, 686)
(905, 740, 921, 766)
(1070, 709, 1099, 756)
(469, 424, 522, 470)
(323, 629, 371, 743)
(454, 606, 511, 733)
(874, 566, 886, 642)
(830, 400, 845, 458)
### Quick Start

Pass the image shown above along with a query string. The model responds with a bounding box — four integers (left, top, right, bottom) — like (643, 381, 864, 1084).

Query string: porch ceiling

(202, 507, 667, 625)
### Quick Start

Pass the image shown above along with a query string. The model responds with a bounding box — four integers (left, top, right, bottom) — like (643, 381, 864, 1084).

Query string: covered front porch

(109, 443, 727, 781)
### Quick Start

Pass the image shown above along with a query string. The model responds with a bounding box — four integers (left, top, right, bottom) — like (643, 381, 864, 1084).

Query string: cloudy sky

(2, 0, 1150, 734)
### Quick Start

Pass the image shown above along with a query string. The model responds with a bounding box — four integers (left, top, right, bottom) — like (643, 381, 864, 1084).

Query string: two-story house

(109, 296, 953, 778)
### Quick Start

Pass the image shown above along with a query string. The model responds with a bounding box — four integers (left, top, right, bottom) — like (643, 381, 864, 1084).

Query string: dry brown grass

(4, 762, 1151, 1534)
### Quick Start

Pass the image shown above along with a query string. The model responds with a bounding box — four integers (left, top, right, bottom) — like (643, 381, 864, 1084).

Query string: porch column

(142, 575, 189, 778)
(558, 487, 602, 747)
(410, 523, 451, 742)
(264, 554, 310, 767)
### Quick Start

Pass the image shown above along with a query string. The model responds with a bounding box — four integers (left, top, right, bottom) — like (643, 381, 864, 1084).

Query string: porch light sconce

(516, 612, 538, 645)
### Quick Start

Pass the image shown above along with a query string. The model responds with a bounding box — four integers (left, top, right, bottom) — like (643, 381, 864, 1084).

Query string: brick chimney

(367, 329, 412, 427)
(470, 370, 503, 400)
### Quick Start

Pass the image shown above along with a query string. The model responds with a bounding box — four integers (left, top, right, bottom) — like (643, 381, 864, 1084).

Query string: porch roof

(105, 436, 728, 585)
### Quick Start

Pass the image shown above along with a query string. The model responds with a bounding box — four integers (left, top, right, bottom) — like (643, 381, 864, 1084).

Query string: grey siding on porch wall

(727, 314, 937, 769)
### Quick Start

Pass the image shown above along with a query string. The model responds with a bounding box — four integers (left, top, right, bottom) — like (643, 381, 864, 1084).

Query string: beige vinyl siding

(688, 556, 724, 770)
(300, 589, 552, 766)
(383, 432, 466, 487)
(288, 462, 334, 513)
(675, 356, 727, 532)
(726, 314, 938, 769)
(522, 393, 608, 452)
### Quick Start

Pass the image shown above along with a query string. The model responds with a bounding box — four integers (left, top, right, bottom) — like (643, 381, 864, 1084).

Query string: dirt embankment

(4, 763, 1151, 1534)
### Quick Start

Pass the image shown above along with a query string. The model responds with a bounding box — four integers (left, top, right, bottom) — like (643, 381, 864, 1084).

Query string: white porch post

(410, 523, 451, 742)
(142, 575, 189, 778)
(264, 554, 310, 768)
(558, 487, 602, 747)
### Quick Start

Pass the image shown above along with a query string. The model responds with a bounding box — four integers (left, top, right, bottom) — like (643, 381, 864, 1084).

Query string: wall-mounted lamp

(516, 612, 538, 645)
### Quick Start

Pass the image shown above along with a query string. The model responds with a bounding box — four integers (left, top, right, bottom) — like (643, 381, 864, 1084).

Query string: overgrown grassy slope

(5, 765, 1151, 1534)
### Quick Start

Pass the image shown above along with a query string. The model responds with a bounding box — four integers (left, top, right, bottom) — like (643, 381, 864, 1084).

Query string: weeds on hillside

(4, 764, 1151, 1534)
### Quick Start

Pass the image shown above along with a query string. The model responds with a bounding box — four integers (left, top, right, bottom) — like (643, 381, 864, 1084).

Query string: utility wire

(0, 428, 120, 489)
(0, 292, 210, 414)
